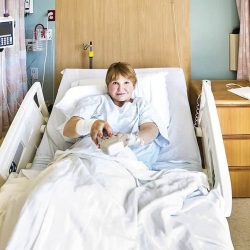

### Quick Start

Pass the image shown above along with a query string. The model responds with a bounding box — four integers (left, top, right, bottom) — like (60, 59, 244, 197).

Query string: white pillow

(55, 72, 169, 127)
(71, 78, 105, 87)
(55, 84, 107, 117)
(135, 73, 169, 127)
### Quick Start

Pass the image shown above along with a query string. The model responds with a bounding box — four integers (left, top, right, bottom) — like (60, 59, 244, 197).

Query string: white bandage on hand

(75, 119, 97, 136)
(126, 133, 144, 146)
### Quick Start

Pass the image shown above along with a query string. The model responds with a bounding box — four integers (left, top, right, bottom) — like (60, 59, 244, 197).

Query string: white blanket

(0, 141, 233, 250)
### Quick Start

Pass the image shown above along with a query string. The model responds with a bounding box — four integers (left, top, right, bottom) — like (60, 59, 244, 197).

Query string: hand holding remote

(98, 135, 124, 155)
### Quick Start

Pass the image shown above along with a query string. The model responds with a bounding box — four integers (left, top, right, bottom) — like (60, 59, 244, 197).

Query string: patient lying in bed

(63, 62, 169, 169)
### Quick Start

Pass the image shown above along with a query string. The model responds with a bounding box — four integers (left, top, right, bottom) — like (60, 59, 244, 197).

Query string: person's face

(107, 74, 135, 107)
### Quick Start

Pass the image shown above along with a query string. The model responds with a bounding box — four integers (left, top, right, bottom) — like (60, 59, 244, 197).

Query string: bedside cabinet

(189, 80, 250, 197)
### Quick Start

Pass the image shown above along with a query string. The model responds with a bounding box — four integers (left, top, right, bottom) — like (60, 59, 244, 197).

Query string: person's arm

(129, 98, 159, 145)
(117, 122, 159, 146)
(63, 116, 112, 144)
(138, 122, 159, 144)
(63, 116, 82, 138)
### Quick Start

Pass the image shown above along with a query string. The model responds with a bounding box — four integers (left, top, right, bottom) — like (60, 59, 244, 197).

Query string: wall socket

(31, 67, 38, 80)
(25, 39, 33, 51)
(46, 29, 53, 40)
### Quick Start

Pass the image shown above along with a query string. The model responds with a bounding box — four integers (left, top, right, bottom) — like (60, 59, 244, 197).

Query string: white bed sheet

(32, 68, 201, 171)
(0, 138, 233, 250)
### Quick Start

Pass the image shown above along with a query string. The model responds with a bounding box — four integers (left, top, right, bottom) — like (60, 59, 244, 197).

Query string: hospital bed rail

(197, 80, 232, 217)
(0, 82, 49, 186)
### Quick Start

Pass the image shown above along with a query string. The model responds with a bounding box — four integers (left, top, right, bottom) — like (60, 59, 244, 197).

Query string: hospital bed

(0, 68, 233, 249)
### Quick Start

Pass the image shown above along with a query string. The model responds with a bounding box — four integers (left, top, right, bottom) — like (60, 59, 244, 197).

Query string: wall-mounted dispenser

(229, 28, 240, 71)
(229, 34, 239, 71)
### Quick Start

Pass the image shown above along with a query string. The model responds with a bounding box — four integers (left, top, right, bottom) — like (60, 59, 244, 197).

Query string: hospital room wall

(191, 0, 239, 80)
(25, 0, 55, 105)
(24, 0, 239, 103)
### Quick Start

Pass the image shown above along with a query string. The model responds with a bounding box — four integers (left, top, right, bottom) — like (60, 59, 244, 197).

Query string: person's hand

(116, 132, 144, 146)
(90, 120, 112, 145)
(116, 133, 129, 146)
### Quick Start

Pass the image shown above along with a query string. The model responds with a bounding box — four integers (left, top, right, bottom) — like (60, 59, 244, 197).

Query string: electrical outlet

(46, 29, 53, 40)
(31, 67, 38, 80)
(25, 39, 33, 51)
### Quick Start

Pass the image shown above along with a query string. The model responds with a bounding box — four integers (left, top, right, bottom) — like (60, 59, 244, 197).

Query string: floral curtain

(0, 0, 27, 138)
(236, 0, 250, 81)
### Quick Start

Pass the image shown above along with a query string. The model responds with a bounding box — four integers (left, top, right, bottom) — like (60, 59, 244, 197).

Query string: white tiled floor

(228, 198, 250, 250)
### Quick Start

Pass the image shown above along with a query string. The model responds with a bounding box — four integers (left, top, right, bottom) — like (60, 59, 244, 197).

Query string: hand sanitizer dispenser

(0, 16, 14, 49)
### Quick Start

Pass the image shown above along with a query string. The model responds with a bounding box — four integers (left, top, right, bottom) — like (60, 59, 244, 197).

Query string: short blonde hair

(105, 62, 137, 86)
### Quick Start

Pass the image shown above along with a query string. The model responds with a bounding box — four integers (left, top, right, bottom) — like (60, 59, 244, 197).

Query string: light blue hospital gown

(71, 94, 169, 169)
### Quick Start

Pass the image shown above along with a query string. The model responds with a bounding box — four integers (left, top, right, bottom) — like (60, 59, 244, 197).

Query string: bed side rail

(197, 80, 232, 217)
(0, 82, 49, 186)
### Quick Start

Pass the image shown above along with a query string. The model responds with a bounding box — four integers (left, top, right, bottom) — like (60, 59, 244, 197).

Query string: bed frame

(196, 80, 232, 217)
(0, 80, 232, 217)
(0, 82, 49, 186)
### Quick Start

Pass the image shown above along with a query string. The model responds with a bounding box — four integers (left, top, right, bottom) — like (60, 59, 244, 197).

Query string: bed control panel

(99, 136, 124, 156)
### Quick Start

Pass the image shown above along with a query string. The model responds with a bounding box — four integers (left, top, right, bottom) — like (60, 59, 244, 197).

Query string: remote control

(99, 135, 124, 155)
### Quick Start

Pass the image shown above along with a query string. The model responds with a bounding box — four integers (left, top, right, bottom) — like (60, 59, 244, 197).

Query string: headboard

(55, 0, 190, 89)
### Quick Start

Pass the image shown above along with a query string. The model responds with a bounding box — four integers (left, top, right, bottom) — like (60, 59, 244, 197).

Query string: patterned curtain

(0, 0, 27, 138)
(236, 0, 250, 81)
